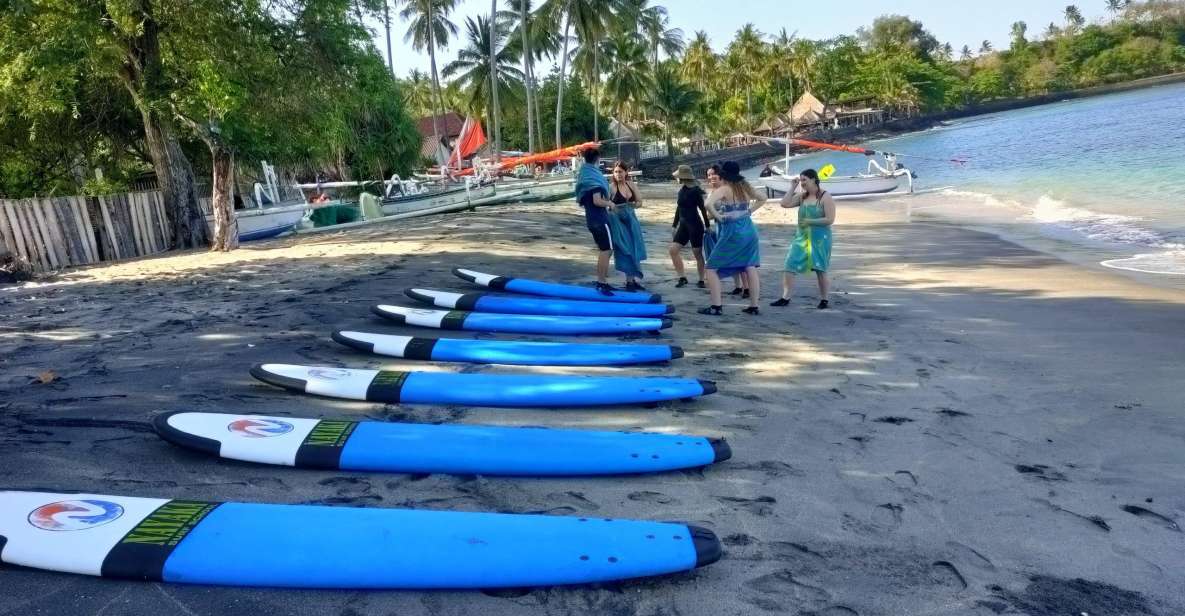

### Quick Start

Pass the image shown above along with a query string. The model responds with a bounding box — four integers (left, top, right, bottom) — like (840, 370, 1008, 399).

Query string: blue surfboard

(250, 364, 716, 407)
(332, 331, 683, 366)
(454, 268, 662, 304)
(405, 288, 675, 318)
(373, 305, 671, 335)
(0, 490, 721, 588)
(154, 412, 730, 475)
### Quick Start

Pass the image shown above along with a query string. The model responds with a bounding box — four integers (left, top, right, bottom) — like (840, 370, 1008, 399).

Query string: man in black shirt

(669, 165, 709, 288)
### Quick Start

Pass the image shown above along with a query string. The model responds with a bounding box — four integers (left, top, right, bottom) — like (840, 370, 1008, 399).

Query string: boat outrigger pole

(752, 135, 969, 166)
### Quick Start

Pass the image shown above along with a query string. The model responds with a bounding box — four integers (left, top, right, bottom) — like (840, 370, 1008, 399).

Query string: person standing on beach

(772, 168, 836, 309)
(608, 161, 648, 291)
(699, 161, 766, 315)
(669, 165, 709, 288)
(575, 147, 618, 295)
(703, 164, 749, 297)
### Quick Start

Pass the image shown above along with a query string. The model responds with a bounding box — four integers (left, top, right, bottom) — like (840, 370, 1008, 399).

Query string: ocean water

(751, 81, 1185, 279)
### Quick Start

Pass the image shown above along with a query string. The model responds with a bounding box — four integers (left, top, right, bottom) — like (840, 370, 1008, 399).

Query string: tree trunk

(384, 0, 394, 75)
(593, 44, 600, 142)
(489, 0, 502, 162)
(208, 145, 238, 252)
(139, 107, 208, 249)
(427, 2, 444, 166)
(555, 7, 572, 148)
(530, 61, 543, 146)
(106, 0, 208, 249)
(520, 0, 536, 153)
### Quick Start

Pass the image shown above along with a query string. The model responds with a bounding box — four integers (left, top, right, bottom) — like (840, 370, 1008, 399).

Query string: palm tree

(624, 1, 684, 68)
(383, 1, 395, 74)
(960, 44, 973, 61)
(442, 16, 523, 132)
(547, 0, 612, 145)
(979, 39, 993, 54)
(649, 65, 700, 155)
(402, 69, 435, 116)
(1064, 5, 1085, 33)
(680, 30, 716, 86)
(1045, 22, 1061, 39)
(602, 32, 653, 122)
(399, 0, 460, 164)
(1105, 0, 1129, 19)
(1010, 21, 1027, 51)
(940, 42, 954, 62)
(725, 24, 765, 132)
(489, 0, 503, 160)
(504, 0, 560, 149)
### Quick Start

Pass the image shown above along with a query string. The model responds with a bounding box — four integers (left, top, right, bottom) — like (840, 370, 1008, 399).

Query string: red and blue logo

(28, 499, 125, 531)
(228, 418, 295, 438)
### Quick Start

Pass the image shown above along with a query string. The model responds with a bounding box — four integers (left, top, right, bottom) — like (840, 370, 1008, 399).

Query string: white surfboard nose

(408, 289, 465, 307)
(336, 331, 415, 356)
(455, 269, 499, 286)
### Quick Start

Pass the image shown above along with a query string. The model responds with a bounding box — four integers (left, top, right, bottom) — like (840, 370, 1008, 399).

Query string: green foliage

(500, 72, 605, 150)
(0, 0, 423, 200)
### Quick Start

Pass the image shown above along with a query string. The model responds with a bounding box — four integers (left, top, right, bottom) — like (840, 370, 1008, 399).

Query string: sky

(371, 0, 1112, 77)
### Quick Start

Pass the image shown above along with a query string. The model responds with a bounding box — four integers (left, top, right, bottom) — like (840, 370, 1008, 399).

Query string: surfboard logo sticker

(227, 418, 295, 438)
(307, 368, 351, 381)
(28, 499, 125, 531)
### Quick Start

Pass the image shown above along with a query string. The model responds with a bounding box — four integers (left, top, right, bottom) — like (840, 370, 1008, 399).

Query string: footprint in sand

(1121, 505, 1181, 532)
(929, 560, 969, 590)
(1014, 464, 1067, 481)
(627, 491, 680, 505)
(800, 608, 860, 616)
(731, 460, 805, 479)
(716, 495, 778, 517)
(743, 569, 833, 612)
(873, 416, 914, 425)
(873, 503, 904, 528)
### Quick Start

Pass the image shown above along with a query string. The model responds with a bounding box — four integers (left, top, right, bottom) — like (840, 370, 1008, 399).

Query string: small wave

(1028, 195, 1183, 250)
(938, 188, 1026, 210)
(1101, 251, 1185, 276)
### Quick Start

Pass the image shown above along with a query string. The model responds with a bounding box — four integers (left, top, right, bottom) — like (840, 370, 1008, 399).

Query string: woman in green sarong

(771, 169, 837, 309)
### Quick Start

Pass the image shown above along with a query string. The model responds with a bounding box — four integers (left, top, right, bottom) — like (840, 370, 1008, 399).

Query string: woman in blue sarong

(698, 161, 767, 316)
(607, 161, 648, 291)
(771, 168, 837, 309)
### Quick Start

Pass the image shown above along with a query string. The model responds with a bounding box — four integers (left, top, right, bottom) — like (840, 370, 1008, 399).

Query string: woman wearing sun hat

(668, 164, 709, 288)
(699, 161, 766, 316)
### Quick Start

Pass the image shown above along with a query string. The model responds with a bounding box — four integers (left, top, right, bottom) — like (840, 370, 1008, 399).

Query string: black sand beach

(2, 199, 1184, 615)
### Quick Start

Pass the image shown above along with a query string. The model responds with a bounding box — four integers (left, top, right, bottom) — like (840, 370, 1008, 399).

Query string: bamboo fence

(0, 191, 174, 272)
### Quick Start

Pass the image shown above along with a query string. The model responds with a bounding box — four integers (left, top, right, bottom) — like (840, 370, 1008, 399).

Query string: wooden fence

(0, 191, 173, 272)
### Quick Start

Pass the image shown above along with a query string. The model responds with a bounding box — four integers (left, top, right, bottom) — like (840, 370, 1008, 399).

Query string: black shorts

(672, 221, 706, 248)
(588, 223, 612, 251)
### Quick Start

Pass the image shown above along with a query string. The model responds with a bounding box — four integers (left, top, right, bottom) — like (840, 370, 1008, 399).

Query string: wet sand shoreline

(2, 199, 1183, 615)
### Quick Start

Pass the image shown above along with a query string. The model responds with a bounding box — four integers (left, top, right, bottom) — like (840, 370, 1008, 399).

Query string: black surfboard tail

(250, 364, 307, 393)
(332, 330, 375, 354)
(689, 526, 723, 567)
(708, 438, 732, 463)
(371, 305, 406, 324)
(152, 411, 222, 457)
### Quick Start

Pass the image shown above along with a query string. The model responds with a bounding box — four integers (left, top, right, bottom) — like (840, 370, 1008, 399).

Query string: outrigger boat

(205, 162, 348, 242)
(379, 175, 496, 216)
(756, 138, 915, 198)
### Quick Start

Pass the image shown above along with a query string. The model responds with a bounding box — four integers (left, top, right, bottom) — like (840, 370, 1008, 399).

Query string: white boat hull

(761, 173, 903, 197)
(380, 184, 496, 216)
(206, 204, 309, 242)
